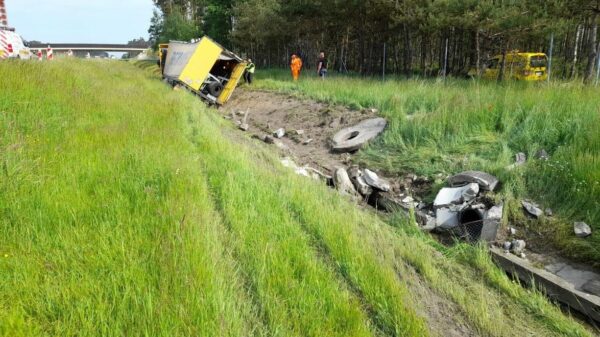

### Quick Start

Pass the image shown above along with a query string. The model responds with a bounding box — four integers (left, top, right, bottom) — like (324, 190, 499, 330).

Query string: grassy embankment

(253, 69, 600, 265)
(0, 59, 595, 336)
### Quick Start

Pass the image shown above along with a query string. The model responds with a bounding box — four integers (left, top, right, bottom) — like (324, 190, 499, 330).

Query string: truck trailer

(160, 37, 246, 105)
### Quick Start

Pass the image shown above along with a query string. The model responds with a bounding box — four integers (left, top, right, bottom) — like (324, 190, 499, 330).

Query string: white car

(0, 27, 31, 60)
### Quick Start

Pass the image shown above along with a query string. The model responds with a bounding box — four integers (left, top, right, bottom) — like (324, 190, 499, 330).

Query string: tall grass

(253, 69, 600, 264)
(0, 60, 595, 336)
(0, 60, 261, 336)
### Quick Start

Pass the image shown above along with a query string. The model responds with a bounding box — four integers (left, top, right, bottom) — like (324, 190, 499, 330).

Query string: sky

(5, 0, 155, 43)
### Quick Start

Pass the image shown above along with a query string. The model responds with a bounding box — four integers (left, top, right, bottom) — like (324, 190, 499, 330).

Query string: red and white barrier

(46, 45, 53, 60)
(37, 49, 43, 61)
(0, 30, 8, 59)
(0, 0, 9, 27)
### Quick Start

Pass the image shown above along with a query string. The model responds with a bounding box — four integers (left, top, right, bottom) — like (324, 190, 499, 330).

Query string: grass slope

(0, 60, 594, 336)
(253, 70, 600, 265)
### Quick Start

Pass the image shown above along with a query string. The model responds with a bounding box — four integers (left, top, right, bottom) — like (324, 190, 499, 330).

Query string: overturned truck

(160, 37, 246, 105)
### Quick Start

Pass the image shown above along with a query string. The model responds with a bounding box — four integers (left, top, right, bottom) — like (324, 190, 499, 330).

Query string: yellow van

(482, 52, 548, 81)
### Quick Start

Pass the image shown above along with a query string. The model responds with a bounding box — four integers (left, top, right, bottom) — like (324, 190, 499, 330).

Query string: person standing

(290, 54, 303, 81)
(244, 59, 256, 84)
(317, 52, 328, 79)
(244, 58, 255, 84)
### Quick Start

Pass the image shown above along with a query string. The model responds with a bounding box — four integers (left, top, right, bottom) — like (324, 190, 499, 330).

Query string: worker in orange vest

(290, 54, 303, 81)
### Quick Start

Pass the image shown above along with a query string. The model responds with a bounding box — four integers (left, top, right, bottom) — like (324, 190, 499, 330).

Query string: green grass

(252, 69, 600, 265)
(0, 60, 595, 336)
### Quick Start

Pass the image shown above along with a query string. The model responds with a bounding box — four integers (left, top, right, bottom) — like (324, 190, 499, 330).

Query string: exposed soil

(225, 89, 434, 205)
(226, 89, 377, 173)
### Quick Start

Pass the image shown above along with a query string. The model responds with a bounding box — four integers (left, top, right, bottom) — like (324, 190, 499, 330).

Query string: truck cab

(0, 27, 31, 59)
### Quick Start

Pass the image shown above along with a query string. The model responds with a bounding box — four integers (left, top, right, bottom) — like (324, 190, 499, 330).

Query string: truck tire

(207, 82, 224, 97)
(331, 118, 387, 153)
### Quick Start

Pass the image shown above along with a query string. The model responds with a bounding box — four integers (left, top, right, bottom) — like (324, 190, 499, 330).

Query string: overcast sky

(5, 0, 155, 43)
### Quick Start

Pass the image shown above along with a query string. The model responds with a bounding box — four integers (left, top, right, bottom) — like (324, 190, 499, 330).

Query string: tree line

(149, 0, 600, 82)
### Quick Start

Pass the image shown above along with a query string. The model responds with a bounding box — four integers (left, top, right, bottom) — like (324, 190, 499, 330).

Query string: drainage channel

(490, 246, 600, 324)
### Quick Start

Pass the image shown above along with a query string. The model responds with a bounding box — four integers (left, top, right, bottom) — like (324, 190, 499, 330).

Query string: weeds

(253, 69, 600, 264)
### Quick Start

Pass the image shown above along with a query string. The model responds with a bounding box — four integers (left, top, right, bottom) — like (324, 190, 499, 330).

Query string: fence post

(382, 42, 386, 81)
(548, 32, 554, 83)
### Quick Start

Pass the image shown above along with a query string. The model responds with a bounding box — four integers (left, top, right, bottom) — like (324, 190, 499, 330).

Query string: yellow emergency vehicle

(482, 52, 548, 81)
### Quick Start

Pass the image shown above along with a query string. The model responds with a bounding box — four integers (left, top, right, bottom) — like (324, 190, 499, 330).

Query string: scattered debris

(507, 152, 527, 170)
(295, 129, 305, 135)
(433, 183, 479, 208)
(416, 210, 437, 231)
(511, 239, 527, 255)
(535, 149, 549, 161)
(305, 167, 332, 183)
(263, 135, 275, 144)
(480, 205, 503, 242)
(402, 196, 414, 204)
(509, 227, 517, 235)
(545, 208, 553, 217)
(238, 111, 250, 131)
(333, 168, 359, 198)
(363, 169, 391, 192)
(522, 200, 544, 218)
(347, 167, 373, 197)
(331, 118, 387, 153)
(302, 139, 313, 145)
(448, 171, 499, 191)
(435, 207, 462, 229)
(273, 128, 286, 139)
(281, 157, 332, 182)
(574, 222, 592, 238)
(371, 191, 404, 212)
(503, 241, 512, 252)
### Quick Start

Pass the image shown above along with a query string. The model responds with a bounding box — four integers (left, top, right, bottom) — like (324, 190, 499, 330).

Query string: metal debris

(433, 183, 479, 209)
(448, 171, 499, 191)
(363, 169, 391, 192)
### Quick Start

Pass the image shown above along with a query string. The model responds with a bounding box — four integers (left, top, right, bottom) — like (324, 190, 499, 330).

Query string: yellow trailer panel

(179, 38, 223, 91)
(217, 62, 246, 105)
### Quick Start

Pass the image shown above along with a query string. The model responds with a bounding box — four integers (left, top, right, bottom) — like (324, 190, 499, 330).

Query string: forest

(149, 0, 600, 81)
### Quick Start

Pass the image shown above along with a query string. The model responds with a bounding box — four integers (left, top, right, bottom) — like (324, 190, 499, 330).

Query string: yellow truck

(160, 37, 247, 105)
(480, 52, 548, 81)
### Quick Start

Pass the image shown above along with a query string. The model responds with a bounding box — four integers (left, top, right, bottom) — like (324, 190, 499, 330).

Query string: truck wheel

(207, 82, 224, 97)
(331, 118, 387, 153)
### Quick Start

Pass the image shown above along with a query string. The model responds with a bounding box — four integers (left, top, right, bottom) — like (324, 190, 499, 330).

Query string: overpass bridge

(28, 43, 150, 53)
